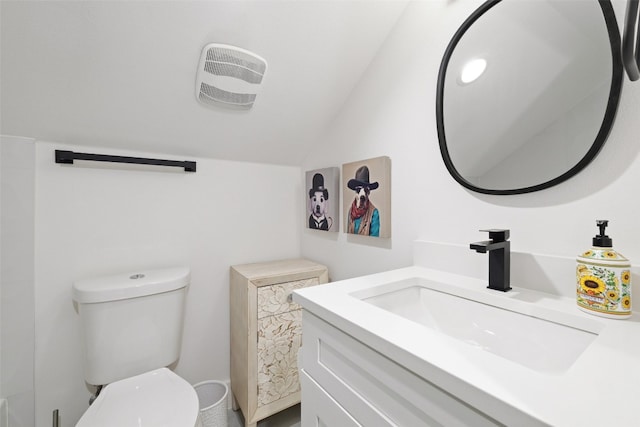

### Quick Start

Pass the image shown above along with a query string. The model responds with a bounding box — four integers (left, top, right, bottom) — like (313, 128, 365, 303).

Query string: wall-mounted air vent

(195, 43, 267, 110)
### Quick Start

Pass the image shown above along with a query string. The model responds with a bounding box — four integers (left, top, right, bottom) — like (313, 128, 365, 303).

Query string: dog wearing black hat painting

(308, 173, 333, 231)
(346, 165, 380, 237)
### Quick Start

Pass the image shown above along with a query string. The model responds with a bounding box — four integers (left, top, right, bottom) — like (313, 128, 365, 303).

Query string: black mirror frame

(436, 0, 624, 195)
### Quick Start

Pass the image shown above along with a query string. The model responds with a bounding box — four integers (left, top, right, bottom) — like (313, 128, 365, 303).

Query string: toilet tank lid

(73, 267, 190, 303)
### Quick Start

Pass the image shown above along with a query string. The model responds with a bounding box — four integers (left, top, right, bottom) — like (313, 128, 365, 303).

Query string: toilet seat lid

(76, 368, 199, 427)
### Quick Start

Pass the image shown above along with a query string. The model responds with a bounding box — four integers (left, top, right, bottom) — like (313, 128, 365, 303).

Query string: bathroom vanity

(298, 309, 504, 426)
(230, 258, 328, 427)
(293, 256, 640, 426)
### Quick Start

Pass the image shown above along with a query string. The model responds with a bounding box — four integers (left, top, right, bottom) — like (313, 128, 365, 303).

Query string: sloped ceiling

(0, 0, 408, 165)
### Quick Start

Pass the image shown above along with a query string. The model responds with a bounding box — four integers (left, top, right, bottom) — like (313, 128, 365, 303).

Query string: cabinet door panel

(303, 312, 502, 427)
(257, 310, 302, 406)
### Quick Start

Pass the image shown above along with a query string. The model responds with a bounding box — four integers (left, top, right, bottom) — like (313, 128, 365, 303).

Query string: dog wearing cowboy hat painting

(346, 165, 380, 237)
(308, 173, 332, 231)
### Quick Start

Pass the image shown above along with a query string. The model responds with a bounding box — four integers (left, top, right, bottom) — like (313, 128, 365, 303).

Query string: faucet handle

(479, 229, 510, 242)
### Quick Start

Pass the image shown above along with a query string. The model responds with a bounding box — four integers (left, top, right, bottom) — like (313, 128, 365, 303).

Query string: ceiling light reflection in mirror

(460, 58, 488, 84)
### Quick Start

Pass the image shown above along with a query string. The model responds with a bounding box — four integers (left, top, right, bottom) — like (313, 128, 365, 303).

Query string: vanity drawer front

(302, 311, 501, 427)
(257, 278, 319, 319)
(257, 309, 302, 407)
(300, 369, 362, 427)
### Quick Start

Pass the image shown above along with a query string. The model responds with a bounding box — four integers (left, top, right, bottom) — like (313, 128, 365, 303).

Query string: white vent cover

(195, 43, 267, 110)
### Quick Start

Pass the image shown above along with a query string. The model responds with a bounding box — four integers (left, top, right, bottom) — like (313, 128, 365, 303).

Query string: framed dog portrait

(305, 167, 340, 232)
(342, 156, 391, 238)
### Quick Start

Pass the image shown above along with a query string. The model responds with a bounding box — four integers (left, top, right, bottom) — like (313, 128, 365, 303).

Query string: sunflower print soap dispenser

(576, 220, 631, 319)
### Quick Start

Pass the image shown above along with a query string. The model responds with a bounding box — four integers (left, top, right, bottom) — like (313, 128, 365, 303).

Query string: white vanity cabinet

(293, 253, 640, 426)
(230, 259, 328, 427)
(299, 311, 502, 427)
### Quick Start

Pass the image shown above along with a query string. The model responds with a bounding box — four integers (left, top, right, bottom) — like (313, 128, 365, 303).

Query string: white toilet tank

(73, 267, 190, 386)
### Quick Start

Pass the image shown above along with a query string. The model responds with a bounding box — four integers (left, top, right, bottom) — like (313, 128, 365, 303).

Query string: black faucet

(470, 229, 511, 292)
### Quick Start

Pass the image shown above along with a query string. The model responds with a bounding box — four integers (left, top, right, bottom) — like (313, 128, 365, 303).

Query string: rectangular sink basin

(353, 278, 598, 374)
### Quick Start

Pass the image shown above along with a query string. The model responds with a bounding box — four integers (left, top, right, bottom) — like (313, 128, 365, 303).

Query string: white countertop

(293, 266, 640, 426)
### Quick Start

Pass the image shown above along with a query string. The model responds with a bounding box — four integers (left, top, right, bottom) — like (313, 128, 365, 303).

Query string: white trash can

(193, 380, 228, 427)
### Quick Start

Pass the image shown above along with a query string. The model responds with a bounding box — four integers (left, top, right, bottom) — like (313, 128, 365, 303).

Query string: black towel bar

(55, 150, 196, 172)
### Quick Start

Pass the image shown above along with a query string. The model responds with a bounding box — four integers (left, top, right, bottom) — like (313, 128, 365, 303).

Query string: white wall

(1, 142, 2, 427)
(1, 138, 2, 417)
(0, 136, 36, 427)
(33, 141, 301, 426)
(301, 0, 640, 282)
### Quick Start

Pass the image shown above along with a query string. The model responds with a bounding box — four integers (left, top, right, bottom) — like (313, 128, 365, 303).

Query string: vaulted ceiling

(0, 1, 408, 165)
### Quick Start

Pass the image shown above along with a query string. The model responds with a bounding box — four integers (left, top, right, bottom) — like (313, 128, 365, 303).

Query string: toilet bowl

(76, 368, 201, 427)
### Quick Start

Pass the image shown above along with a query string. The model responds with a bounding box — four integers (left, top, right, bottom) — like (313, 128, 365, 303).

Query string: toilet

(72, 267, 201, 427)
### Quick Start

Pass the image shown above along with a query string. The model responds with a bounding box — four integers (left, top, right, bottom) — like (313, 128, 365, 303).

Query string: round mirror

(436, 0, 623, 195)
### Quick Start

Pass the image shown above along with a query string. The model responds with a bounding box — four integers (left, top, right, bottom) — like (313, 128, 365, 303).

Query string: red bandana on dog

(350, 199, 369, 220)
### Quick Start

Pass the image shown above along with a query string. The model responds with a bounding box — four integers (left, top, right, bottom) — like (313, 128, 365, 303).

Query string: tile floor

(227, 404, 301, 427)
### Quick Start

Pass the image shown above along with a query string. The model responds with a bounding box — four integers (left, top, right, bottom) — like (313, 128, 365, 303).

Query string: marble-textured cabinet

(230, 259, 328, 427)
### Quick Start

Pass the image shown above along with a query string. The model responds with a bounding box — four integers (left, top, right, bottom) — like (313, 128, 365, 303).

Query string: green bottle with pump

(576, 220, 631, 319)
